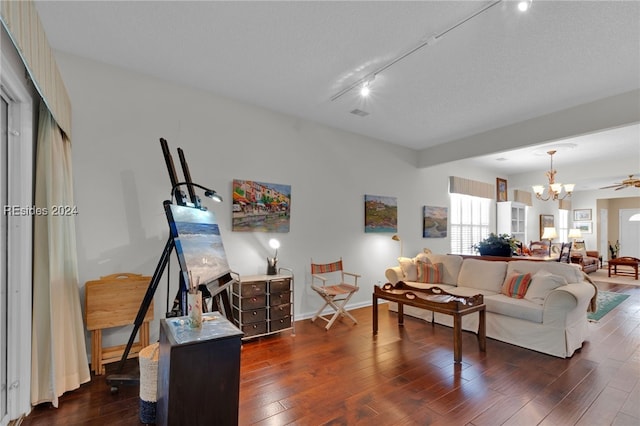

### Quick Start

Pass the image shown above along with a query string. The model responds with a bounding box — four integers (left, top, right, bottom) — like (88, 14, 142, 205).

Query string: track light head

(518, 0, 532, 12)
(360, 75, 375, 98)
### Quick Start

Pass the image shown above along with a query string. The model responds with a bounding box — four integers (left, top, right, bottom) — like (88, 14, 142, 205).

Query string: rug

(590, 268, 639, 286)
(588, 291, 630, 321)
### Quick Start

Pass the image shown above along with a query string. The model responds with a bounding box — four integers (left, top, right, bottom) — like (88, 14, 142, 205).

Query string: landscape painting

(364, 194, 397, 233)
(232, 179, 291, 232)
(423, 206, 447, 238)
(167, 204, 231, 285)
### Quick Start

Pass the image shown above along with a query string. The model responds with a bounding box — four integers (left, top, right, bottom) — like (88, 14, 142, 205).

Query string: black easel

(106, 139, 232, 392)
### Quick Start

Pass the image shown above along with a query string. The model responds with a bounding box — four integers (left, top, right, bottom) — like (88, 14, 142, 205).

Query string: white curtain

(31, 101, 89, 407)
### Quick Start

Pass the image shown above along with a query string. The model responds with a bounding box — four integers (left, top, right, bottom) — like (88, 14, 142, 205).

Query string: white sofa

(384, 252, 596, 358)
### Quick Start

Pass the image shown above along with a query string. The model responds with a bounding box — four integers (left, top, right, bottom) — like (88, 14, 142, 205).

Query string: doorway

(619, 209, 640, 258)
(1, 38, 35, 423)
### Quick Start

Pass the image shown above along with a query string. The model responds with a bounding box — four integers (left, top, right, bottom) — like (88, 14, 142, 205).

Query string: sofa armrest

(586, 250, 599, 258)
(543, 282, 596, 326)
(385, 266, 404, 284)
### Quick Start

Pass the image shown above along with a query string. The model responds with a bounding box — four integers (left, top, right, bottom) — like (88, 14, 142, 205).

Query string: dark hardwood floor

(20, 281, 640, 425)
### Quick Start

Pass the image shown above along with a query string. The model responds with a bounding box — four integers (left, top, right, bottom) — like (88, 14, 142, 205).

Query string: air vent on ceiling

(350, 109, 369, 117)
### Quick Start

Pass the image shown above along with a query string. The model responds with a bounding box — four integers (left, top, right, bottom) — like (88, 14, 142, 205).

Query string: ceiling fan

(600, 174, 640, 190)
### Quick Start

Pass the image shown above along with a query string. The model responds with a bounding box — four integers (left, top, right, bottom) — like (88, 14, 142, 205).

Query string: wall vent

(350, 109, 369, 117)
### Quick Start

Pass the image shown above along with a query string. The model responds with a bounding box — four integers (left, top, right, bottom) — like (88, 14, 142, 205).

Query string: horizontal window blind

(558, 199, 571, 211)
(449, 176, 493, 199)
(450, 193, 490, 255)
(514, 189, 532, 206)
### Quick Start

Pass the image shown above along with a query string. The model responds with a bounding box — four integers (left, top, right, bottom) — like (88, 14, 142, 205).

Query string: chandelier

(532, 150, 575, 201)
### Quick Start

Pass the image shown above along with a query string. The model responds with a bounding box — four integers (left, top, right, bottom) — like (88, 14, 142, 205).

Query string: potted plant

(609, 240, 620, 259)
(473, 233, 517, 257)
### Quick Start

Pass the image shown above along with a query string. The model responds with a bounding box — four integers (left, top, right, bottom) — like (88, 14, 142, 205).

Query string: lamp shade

(630, 213, 640, 221)
(567, 228, 582, 239)
(269, 239, 280, 250)
(541, 227, 558, 240)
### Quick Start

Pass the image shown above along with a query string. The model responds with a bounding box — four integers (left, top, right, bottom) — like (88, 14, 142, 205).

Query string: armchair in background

(570, 241, 599, 274)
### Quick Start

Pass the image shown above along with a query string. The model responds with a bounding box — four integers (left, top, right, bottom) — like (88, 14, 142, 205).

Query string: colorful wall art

(364, 194, 397, 233)
(423, 206, 448, 238)
(232, 179, 291, 232)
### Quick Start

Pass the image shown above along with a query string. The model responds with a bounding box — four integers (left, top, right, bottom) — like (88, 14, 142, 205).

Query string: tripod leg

(115, 237, 174, 373)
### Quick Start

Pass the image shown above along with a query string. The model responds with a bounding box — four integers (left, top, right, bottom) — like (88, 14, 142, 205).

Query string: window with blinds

(558, 208, 569, 243)
(450, 193, 491, 255)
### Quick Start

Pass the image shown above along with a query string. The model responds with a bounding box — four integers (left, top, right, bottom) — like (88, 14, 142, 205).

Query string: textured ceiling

(34, 0, 640, 183)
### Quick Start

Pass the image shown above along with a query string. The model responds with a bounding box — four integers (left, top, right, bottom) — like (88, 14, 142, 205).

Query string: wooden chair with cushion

(558, 242, 572, 263)
(310, 258, 361, 330)
(529, 240, 550, 257)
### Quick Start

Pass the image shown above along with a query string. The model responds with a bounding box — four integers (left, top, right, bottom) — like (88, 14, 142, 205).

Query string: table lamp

(541, 227, 558, 256)
(568, 228, 582, 245)
(267, 238, 280, 275)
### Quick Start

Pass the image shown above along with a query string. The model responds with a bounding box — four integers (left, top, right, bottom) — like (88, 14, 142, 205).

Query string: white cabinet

(497, 201, 527, 243)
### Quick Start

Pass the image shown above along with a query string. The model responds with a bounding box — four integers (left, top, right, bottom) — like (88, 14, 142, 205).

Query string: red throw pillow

(501, 272, 532, 299)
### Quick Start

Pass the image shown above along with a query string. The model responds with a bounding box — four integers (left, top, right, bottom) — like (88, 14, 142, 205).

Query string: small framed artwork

(573, 209, 592, 221)
(232, 179, 291, 232)
(423, 206, 447, 238)
(496, 178, 508, 202)
(539, 214, 554, 239)
(364, 194, 397, 233)
(574, 221, 592, 234)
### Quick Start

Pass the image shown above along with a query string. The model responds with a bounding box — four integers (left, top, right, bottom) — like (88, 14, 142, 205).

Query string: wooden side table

(608, 257, 639, 280)
(373, 283, 485, 363)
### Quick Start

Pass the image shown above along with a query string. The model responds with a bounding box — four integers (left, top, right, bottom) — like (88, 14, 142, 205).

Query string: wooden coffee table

(608, 257, 639, 280)
(373, 282, 485, 363)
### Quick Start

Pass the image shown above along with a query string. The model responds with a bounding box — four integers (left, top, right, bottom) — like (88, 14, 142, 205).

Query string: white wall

(55, 52, 499, 347)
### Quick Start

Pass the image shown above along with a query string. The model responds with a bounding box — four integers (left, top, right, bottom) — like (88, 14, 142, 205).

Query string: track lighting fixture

(331, 0, 507, 102)
(518, 0, 533, 12)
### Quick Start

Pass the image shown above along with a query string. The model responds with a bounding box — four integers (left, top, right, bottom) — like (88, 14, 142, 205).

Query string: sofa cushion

(425, 254, 463, 285)
(484, 294, 544, 323)
(458, 259, 508, 293)
(506, 261, 583, 285)
(417, 262, 443, 283)
(501, 272, 533, 299)
(525, 270, 568, 305)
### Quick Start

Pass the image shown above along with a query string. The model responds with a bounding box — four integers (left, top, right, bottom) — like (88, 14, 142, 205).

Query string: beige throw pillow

(398, 257, 418, 281)
(524, 270, 567, 305)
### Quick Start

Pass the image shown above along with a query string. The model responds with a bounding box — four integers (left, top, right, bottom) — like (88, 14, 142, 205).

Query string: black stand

(106, 138, 232, 392)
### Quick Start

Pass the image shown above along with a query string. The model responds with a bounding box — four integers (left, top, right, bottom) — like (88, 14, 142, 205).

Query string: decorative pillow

(414, 252, 431, 264)
(501, 272, 533, 299)
(572, 242, 587, 257)
(525, 270, 567, 305)
(398, 257, 418, 281)
(417, 262, 443, 283)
